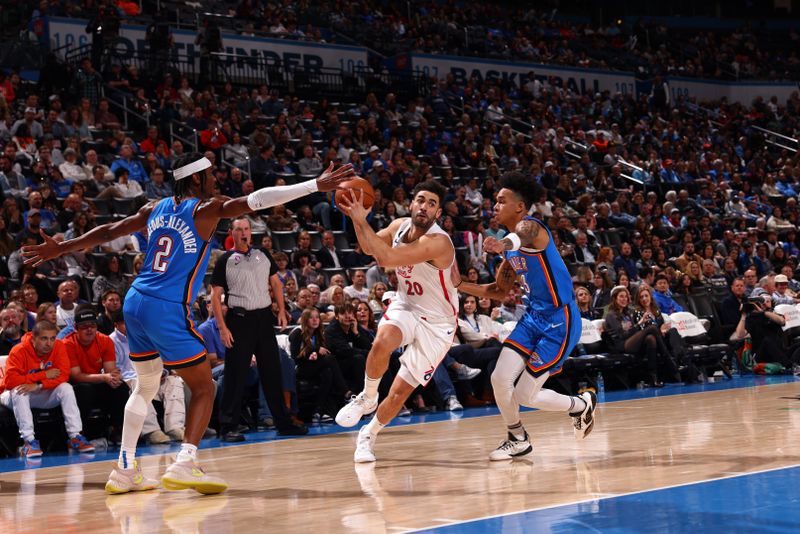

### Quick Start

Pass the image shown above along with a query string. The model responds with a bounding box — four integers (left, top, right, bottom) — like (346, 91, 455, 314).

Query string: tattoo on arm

(515, 219, 540, 247)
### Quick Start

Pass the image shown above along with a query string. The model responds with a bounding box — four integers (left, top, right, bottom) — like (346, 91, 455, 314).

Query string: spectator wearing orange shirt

(0, 321, 95, 458)
(64, 304, 129, 441)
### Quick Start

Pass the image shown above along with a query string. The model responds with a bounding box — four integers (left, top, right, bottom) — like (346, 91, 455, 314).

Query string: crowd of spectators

(24, 1, 800, 81)
(3, 3, 800, 452)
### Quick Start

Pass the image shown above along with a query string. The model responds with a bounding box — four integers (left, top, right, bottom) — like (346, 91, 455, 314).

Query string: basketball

(335, 177, 375, 210)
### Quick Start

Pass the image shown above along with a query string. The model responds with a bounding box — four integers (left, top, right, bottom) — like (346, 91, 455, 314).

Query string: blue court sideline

(0, 374, 797, 474)
(415, 464, 800, 534)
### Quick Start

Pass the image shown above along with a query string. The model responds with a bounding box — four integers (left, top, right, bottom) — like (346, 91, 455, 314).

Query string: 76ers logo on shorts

(396, 265, 414, 279)
(423, 366, 434, 382)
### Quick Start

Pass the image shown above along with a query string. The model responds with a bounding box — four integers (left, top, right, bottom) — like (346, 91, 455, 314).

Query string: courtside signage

(410, 53, 637, 96)
(48, 17, 368, 73)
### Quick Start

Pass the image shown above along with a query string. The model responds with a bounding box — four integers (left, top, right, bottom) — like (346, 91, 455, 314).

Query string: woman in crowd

(457, 295, 501, 349)
(632, 284, 696, 383)
(36, 302, 57, 325)
(595, 247, 616, 281)
(686, 261, 707, 289)
(92, 253, 127, 302)
(603, 286, 680, 388)
(591, 268, 613, 311)
(289, 308, 349, 423)
(355, 300, 377, 338)
(367, 282, 388, 315)
(575, 285, 600, 320)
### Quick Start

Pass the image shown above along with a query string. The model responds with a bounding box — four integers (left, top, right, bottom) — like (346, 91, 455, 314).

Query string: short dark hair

(655, 274, 669, 284)
(498, 171, 543, 210)
(334, 303, 356, 316)
(33, 320, 58, 336)
(411, 179, 447, 206)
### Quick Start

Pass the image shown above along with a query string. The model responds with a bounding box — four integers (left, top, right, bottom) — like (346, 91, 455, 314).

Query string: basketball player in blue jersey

(456, 171, 597, 460)
(23, 153, 354, 493)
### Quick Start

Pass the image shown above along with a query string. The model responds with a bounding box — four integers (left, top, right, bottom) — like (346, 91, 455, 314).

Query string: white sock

(569, 396, 588, 416)
(176, 443, 198, 463)
(363, 375, 381, 400)
(118, 448, 136, 470)
(364, 415, 386, 437)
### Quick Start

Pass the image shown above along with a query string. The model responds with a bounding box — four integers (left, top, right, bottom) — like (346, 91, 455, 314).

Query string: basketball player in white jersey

(335, 179, 457, 462)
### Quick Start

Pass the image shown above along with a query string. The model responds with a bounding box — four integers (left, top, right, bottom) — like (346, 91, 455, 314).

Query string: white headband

(173, 157, 212, 180)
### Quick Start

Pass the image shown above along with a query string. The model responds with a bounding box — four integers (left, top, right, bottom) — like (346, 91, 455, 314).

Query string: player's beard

(411, 209, 435, 230)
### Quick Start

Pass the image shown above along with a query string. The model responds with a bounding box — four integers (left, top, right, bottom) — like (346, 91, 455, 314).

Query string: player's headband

(173, 157, 212, 180)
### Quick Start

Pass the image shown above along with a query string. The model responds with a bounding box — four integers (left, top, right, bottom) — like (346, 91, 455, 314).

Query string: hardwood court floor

(1, 379, 799, 533)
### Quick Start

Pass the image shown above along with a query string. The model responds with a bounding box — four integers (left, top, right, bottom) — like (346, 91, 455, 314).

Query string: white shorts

(380, 301, 456, 388)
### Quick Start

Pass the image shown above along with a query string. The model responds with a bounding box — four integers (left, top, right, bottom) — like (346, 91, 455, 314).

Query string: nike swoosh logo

(550, 323, 564, 329)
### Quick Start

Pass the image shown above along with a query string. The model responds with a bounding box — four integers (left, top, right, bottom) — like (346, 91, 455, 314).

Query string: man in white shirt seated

(59, 148, 86, 182)
(113, 167, 144, 199)
(344, 269, 369, 301)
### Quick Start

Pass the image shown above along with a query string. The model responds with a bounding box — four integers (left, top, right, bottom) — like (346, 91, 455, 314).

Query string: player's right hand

(315, 162, 355, 192)
(22, 229, 62, 267)
(337, 188, 371, 220)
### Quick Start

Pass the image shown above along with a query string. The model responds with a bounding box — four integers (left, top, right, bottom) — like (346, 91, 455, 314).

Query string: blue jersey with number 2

(132, 197, 211, 304)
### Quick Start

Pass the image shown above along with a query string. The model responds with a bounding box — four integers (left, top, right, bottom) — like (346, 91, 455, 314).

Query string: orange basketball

(335, 177, 375, 210)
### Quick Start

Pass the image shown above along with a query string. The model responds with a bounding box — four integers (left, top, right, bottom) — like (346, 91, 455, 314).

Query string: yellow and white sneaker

(105, 460, 159, 494)
(161, 459, 228, 494)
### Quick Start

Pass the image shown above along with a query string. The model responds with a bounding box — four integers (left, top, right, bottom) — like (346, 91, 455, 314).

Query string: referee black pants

(219, 307, 293, 432)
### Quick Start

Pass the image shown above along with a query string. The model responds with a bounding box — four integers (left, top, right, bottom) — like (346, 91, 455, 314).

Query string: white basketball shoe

(573, 391, 597, 440)
(336, 392, 378, 428)
(354, 426, 377, 463)
(489, 432, 533, 461)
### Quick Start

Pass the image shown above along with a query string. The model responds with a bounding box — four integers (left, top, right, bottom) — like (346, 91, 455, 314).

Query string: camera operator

(735, 288, 797, 368)
(146, 18, 173, 79)
(196, 19, 223, 85)
(86, 2, 120, 72)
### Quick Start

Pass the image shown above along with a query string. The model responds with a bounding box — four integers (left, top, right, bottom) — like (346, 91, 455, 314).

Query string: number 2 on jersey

(405, 280, 424, 296)
(153, 235, 174, 272)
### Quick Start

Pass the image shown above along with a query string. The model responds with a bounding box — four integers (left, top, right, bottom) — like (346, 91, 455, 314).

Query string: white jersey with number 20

(391, 219, 458, 324)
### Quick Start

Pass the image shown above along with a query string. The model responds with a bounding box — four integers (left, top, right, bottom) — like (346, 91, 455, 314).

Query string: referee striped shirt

(211, 247, 278, 311)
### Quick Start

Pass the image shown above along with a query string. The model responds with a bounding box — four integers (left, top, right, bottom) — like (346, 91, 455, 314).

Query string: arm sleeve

(247, 180, 319, 211)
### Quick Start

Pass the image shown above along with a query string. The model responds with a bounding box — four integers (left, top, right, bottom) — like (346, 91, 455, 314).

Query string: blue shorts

(504, 301, 581, 378)
(123, 286, 207, 369)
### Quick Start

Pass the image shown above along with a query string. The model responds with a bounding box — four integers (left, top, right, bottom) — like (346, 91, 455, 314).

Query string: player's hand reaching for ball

(338, 189, 371, 220)
(315, 162, 355, 192)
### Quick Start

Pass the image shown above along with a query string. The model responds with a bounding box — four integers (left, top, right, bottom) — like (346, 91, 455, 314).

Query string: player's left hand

(315, 162, 355, 192)
(22, 229, 62, 267)
(484, 236, 506, 255)
(338, 188, 371, 220)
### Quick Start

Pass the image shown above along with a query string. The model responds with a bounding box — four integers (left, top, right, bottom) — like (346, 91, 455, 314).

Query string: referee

(211, 216, 308, 441)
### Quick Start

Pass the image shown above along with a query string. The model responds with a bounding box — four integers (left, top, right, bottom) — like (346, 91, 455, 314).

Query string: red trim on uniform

(535, 255, 560, 308)
(438, 269, 456, 316)
(505, 338, 532, 355)
(130, 350, 158, 357)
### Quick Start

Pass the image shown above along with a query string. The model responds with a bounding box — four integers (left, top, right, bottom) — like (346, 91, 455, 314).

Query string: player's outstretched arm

(206, 162, 355, 220)
(22, 202, 155, 267)
(452, 245, 513, 300)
